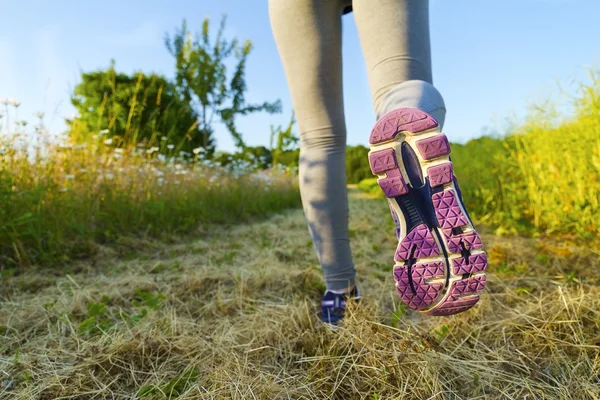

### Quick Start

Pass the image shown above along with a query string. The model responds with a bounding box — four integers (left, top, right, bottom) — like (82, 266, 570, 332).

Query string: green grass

(2, 65, 600, 400)
(359, 73, 600, 241)
(356, 177, 381, 197)
(0, 128, 300, 269)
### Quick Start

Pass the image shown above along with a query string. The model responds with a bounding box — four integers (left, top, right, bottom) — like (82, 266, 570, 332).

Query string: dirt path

(1, 189, 599, 399)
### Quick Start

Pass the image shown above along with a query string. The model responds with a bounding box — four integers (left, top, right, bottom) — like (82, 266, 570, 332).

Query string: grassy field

(2, 74, 600, 398)
(360, 73, 600, 243)
(1, 188, 599, 399)
(0, 127, 300, 269)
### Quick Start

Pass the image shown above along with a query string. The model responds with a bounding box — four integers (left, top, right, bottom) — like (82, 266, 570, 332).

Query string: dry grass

(1, 189, 599, 399)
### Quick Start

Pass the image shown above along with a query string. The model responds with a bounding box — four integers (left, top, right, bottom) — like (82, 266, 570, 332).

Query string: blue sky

(1, 0, 598, 151)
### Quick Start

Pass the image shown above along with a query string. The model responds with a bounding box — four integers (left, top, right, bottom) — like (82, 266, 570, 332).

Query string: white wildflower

(114, 148, 124, 154)
(105, 173, 114, 180)
(65, 174, 75, 180)
(146, 146, 159, 154)
(167, 144, 174, 150)
(161, 136, 168, 141)
(99, 129, 110, 135)
(104, 138, 113, 145)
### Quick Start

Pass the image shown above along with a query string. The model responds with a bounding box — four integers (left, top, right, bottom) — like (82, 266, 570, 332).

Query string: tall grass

(452, 72, 600, 239)
(0, 113, 300, 269)
(359, 73, 600, 240)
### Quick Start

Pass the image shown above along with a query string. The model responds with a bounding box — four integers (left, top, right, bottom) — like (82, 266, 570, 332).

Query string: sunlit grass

(1, 189, 598, 398)
(360, 72, 600, 242)
(452, 72, 600, 239)
(0, 114, 300, 268)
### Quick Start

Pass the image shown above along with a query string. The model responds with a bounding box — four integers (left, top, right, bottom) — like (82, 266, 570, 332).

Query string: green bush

(211, 144, 371, 182)
(357, 178, 383, 197)
(274, 149, 300, 169)
(346, 145, 372, 184)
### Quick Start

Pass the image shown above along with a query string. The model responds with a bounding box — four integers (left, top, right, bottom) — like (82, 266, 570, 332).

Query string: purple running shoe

(321, 286, 361, 325)
(368, 108, 487, 316)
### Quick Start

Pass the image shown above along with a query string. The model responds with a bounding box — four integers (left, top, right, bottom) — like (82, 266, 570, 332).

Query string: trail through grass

(2, 188, 598, 399)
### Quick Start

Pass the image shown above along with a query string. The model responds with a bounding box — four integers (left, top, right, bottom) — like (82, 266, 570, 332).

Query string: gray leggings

(269, 0, 446, 290)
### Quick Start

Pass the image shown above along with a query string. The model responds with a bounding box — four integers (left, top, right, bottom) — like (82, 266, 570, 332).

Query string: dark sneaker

(368, 107, 487, 316)
(320, 286, 361, 325)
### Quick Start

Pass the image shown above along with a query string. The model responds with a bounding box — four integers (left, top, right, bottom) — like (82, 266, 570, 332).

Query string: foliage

(213, 146, 274, 170)
(0, 106, 300, 269)
(451, 72, 600, 238)
(165, 17, 281, 150)
(270, 113, 299, 166)
(67, 62, 210, 154)
(346, 145, 372, 184)
(356, 177, 382, 196)
(357, 72, 600, 239)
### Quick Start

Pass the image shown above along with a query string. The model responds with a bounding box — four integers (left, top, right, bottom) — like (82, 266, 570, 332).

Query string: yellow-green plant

(359, 72, 600, 240)
(452, 72, 600, 239)
(0, 109, 300, 269)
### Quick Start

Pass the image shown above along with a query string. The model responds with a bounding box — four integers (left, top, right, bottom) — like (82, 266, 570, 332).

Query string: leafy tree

(68, 61, 212, 153)
(213, 146, 273, 170)
(165, 17, 281, 150)
(239, 146, 273, 169)
(275, 149, 300, 168)
(269, 113, 299, 166)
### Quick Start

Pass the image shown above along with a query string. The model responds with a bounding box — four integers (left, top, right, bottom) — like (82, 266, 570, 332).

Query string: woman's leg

(353, 0, 488, 316)
(353, 0, 446, 126)
(269, 0, 356, 291)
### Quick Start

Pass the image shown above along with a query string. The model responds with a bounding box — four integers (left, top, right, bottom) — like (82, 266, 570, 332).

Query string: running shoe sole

(368, 107, 487, 316)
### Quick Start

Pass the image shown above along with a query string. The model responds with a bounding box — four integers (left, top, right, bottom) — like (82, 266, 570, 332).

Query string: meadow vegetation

(0, 119, 300, 269)
(1, 189, 598, 398)
(359, 72, 600, 243)
(1, 14, 599, 400)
